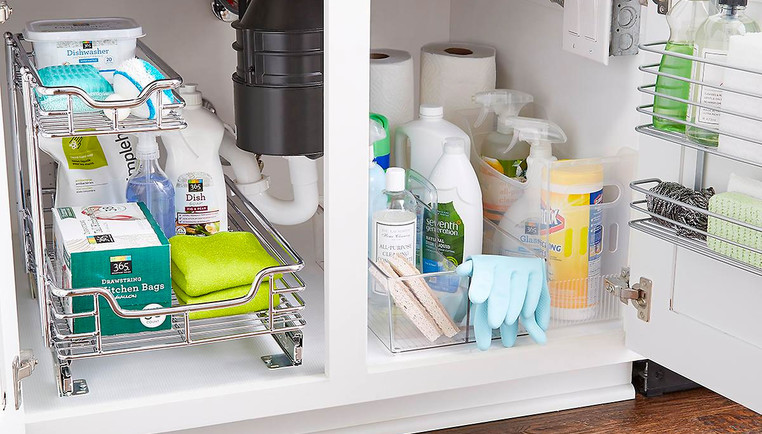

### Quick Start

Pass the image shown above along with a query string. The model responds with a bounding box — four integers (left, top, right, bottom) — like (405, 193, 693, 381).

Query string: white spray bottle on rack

(498, 117, 567, 257)
(162, 84, 228, 236)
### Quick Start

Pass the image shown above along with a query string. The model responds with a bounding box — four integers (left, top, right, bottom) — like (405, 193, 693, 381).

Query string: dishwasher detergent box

(23, 18, 144, 83)
(53, 203, 172, 335)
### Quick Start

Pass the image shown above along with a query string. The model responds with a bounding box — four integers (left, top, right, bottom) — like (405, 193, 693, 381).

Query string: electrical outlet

(610, 0, 641, 56)
(563, 0, 614, 65)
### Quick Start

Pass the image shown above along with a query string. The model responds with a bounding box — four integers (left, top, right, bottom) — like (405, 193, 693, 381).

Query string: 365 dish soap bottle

(371, 167, 418, 265)
(162, 84, 228, 236)
(126, 133, 176, 239)
(498, 118, 567, 257)
(653, 0, 716, 133)
(686, 0, 760, 146)
(472, 89, 534, 222)
(423, 137, 483, 273)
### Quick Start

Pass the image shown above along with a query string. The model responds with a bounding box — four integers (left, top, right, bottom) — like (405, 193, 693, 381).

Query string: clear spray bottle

(126, 133, 176, 239)
(497, 117, 567, 257)
(472, 90, 534, 222)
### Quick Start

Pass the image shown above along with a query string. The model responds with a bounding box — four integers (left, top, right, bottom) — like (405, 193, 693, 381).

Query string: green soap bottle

(653, 0, 716, 133)
(686, 0, 760, 146)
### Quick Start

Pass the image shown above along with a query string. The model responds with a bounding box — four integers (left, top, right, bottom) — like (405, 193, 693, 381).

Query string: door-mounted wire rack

(636, 41, 762, 169)
(633, 41, 762, 276)
(5, 32, 307, 397)
(630, 178, 762, 277)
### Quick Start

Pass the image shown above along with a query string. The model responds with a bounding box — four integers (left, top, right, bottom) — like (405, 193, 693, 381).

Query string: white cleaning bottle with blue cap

(368, 118, 387, 257)
(498, 117, 567, 257)
(126, 132, 176, 239)
(163, 84, 227, 236)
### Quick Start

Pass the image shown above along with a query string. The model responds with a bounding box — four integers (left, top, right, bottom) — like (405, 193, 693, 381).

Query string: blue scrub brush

(36, 65, 114, 113)
(108, 58, 177, 120)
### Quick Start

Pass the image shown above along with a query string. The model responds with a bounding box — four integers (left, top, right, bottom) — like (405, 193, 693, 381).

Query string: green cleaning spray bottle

(653, 0, 716, 133)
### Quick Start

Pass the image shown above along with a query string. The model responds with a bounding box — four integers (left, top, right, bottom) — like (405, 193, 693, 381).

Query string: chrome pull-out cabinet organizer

(4, 33, 306, 397)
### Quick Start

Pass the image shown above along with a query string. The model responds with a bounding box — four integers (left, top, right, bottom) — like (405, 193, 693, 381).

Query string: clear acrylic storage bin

(368, 218, 535, 352)
(541, 154, 635, 324)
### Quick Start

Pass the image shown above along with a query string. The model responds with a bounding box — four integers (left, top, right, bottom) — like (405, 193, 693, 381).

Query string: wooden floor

(432, 388, 762, 433)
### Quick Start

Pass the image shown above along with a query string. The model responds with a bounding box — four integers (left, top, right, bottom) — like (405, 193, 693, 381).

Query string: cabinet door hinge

(605, 268, 652, 322)
(12, 349, 37, 410)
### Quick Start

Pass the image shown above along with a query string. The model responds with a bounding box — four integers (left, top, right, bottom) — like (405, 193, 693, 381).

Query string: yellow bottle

(543, 161, 604, 321)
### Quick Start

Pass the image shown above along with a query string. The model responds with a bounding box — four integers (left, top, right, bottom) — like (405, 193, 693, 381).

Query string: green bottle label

(423, 201, 465, 271)
(482, 156, 527, 178)
(62, 136, 108, 170)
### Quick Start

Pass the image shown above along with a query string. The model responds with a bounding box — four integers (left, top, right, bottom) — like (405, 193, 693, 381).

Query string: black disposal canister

(232, 0, 324, 157)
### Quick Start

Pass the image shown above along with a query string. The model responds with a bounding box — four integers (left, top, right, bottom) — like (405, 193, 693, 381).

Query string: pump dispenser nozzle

(473, 89, 534, 129)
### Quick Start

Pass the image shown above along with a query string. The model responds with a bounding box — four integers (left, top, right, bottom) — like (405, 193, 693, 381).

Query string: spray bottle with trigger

(497, 117, 567, 258)
(472, 90, 534, 223)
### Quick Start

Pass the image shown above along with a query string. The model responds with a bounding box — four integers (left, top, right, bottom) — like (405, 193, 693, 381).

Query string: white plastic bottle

(368, 119, 387, 257)
(498, 117, 567, 257)
(395, 105, 471, 179)
(162, 84, 228, 236)
(371, 168, 418, 265)
(423, 137, 483, 273)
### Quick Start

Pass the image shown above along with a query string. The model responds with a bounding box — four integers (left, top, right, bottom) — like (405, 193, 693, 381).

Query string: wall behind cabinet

(450, 0, 642, 158)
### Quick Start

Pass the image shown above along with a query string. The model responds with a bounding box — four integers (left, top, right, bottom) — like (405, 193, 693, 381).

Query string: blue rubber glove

(456, 255, 550, 351)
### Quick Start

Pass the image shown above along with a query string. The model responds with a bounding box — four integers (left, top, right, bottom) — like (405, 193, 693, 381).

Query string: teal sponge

(36, 65, 113, 112)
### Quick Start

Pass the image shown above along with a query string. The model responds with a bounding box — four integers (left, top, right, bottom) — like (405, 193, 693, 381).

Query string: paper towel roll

(370, 49, 415, 155)
(420, 42, 496, 124)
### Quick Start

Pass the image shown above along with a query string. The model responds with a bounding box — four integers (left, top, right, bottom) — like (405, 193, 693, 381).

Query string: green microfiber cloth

(707, 192, 762, 269)
(173, 281, 279, 320)
(170, 232, 281, 297)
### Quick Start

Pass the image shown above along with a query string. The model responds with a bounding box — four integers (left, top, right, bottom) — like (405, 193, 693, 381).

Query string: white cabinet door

(625, 4, 762, 414)
(0, 88, 26, 432)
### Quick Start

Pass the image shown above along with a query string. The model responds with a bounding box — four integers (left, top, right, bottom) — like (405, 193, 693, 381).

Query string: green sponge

(173, 281, 279, 320)
(170, 232, 281, 297)
(707, 192, 762, 269)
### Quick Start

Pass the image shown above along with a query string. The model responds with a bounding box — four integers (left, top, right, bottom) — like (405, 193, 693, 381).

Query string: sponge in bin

(707, 192, 762, 269)
(173, 281, 280, 320)
(170, 232, 281, 297)
(36, 65, 113, 112)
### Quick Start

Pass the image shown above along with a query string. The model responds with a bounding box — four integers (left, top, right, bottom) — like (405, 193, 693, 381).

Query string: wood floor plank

(431, 388, 762, 434)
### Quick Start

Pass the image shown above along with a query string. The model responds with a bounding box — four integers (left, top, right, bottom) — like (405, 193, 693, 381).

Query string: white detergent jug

(423, 137, 483, 273)
(162, 84, 228, 235)
(395, 104, 471, 179)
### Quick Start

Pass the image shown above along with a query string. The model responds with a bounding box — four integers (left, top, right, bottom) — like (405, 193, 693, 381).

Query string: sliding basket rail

(630, 178, 762, 277)
(5, 32, 308, 397)
(636, 41, 762, 169)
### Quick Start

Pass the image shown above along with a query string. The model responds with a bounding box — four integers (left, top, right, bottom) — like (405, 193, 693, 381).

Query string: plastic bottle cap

(136, 134, 160, 159)
(385, 167, 406, 192)
(443, 137, 466, 154)
(179, 83, 202, 107)
(419, 104, 444, 119)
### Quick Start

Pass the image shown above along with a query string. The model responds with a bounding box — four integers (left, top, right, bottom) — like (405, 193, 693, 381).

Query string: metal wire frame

(636, 41, 762, 168)
(630, 178, 762, 277)
(4, 31, 308, 382)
